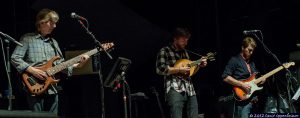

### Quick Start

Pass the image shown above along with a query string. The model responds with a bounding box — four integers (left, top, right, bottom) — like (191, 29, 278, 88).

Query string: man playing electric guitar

(222, 37, 261, 118)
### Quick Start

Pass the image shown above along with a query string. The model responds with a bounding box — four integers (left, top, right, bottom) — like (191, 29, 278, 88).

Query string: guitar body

(174, 59, 197, 78)
(22, 56, 61, 95)
(173, 52, 216, 78)
(233, 73, 263, 101)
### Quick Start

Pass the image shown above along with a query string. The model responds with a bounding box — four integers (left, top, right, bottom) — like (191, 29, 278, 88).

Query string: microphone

(70, 12, 86, 20)
(0, 32, 23, 46)
(243, 30, 260, 35)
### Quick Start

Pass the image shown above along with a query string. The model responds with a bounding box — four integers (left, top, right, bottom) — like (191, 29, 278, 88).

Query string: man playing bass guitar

(10, 8, 90, 114)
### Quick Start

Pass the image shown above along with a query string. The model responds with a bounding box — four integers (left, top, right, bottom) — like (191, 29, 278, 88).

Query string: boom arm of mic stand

(77, 20, 113, 59)
(76, 19, 111, 118)
(253, 32, 297, 82)
(253, 33, 296, 82)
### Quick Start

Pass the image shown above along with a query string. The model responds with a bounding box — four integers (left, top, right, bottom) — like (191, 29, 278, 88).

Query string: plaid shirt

(156, 44, 196, 96)
(11, 32, 72, 94)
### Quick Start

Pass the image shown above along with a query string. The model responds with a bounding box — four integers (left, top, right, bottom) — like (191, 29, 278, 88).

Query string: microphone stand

(76, 19, 113, 118)
(0, 37, 15, 111)
(121, 72, 128, 118)
(253, 32, 297, 113)
(119, 71, 131, 118)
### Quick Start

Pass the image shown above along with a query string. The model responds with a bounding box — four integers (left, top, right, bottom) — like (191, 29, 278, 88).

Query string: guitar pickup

(28, 76, 36, 86)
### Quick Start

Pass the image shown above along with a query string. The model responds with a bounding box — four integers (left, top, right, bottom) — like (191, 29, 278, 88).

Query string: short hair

(35, 8, 59, 28)
(242, 37, 257, 48)
(172, 27, 191, 39)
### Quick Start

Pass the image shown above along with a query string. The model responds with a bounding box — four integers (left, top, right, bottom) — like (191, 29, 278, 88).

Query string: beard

(176, 44, 186, 50)
(179, 41, 187, 49)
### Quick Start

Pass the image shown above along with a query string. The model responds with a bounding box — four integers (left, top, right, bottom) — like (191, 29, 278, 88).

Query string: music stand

(104, 57, 131, 118)
(104, 57, 131, 88)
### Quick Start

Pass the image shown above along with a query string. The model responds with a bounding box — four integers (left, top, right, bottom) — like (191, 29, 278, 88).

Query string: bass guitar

(234, 62, 295, 101)
(22, 43, 114, 95)
(174, 52, 216, 78)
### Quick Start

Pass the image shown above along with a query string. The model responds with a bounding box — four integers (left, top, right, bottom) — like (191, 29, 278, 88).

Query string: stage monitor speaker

(0, 110, 57, 118)
(65, 50, 98, 75)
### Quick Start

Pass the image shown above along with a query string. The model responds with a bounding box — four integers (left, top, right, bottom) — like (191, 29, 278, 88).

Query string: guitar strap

(242, 60, 252, 74)
(48, 38, 63, 94)
(184, 50, 189, 59)
(49, 39, 63, 58)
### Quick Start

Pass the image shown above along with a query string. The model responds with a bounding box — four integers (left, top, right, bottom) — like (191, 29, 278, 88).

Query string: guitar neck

(188, 52, 216, 67)
(46, 48, 99, 76)
(255, 65, 285, 84)
(190, 58, 202, 67)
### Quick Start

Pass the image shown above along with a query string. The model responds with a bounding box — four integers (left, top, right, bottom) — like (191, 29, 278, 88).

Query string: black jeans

(26, 93, 58, 114)
(166, 89, 198, 118)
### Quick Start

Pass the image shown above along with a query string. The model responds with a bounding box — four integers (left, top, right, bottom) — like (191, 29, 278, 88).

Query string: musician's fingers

(41, 72, 48, 78)
(35, 74, 45, 80)
(260, 78, 266, 84)
(80, 56, 85, 61)
(83, 55, 89, 59)
(80, 55, 89, 62)
(246, 85, 251, 90)
(242, 84, 251, 93)
(184, 67, 190, 71)
(37, 71, 47, 79)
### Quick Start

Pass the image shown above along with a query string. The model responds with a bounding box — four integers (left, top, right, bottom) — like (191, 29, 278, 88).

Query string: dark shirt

(222, 54, 258, 81)
(156, 44, 196, 96)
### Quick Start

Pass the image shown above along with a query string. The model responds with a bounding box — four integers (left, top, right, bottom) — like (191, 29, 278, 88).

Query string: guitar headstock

(205, 52, 217, 61)
(282, 62, 295, 69)
(101, 42, 114, 51)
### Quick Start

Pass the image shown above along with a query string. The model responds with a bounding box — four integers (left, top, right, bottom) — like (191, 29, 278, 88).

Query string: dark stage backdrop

(0, 0, 300, 118)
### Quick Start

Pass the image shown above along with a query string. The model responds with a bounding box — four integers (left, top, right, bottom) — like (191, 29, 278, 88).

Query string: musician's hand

(259, 78, 266, 85)
(73, 54, 90, 68)
(241, 83, 251, 94)
(26, 66, 47, 80)
(199, 58, 208, 67)
(178, 66, 190, 74)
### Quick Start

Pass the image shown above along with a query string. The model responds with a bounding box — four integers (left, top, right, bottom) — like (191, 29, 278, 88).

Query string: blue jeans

(234, 101, 252, 118)
(166, 89, 198, 118)
(26, 93, 58, 114)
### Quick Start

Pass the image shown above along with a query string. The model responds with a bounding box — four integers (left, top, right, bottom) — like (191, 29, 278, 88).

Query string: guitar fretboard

(254, 62, 294, 84)
(190, 59, 202, 67)
(46, 48, 99, 76)
(189, 53, 216, 67)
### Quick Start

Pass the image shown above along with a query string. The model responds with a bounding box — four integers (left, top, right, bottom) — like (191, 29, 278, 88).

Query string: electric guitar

(174, 52, 216, 78)
(234, 62, 295, 101)
(22, 43, 114, 95)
